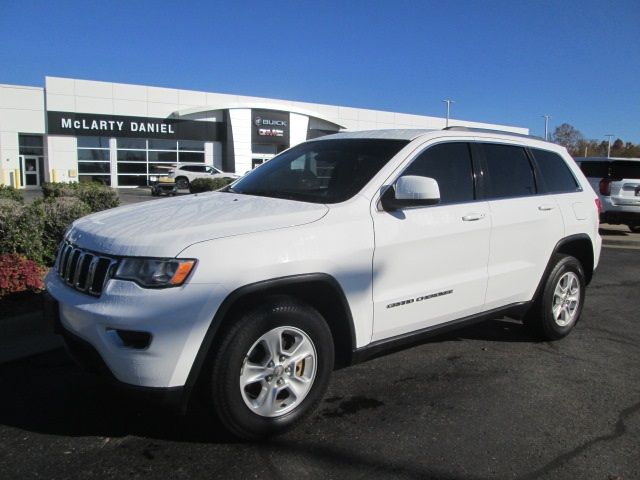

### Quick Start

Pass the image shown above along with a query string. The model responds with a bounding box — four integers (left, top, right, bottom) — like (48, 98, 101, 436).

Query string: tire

(207, 296, 334, 440)
(628, 223, 640, 233)
(175, 177, 189, 190)
(524, 254, 586, 340)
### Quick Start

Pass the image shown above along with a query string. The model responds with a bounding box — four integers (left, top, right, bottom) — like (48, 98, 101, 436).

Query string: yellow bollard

(14, 168, 21, 189)
(51, 169, 57, 182)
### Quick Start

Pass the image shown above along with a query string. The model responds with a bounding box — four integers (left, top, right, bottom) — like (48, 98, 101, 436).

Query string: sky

(1, 0, 639, 142)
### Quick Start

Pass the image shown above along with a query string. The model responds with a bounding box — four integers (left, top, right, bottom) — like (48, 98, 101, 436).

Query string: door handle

(538, 204, 555, 211)
(462, 213, 486, 222)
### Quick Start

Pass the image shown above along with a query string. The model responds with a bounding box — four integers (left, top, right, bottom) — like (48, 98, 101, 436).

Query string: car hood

(67, 192, 329, 257)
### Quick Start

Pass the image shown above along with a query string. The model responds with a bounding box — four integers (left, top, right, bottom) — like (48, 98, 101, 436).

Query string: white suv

(576, 157, 640, 232)
(168, 163, 239, 189)
(45, 128, 601, 439)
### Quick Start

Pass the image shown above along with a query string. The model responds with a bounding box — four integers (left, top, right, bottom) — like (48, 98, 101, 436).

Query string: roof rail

(443, 126, 543, 141)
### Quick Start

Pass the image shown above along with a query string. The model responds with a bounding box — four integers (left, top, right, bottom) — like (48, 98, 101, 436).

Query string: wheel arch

(184, 273, 356, 399)
(530, 234, 594, 309)
(554, 234, 595, 285)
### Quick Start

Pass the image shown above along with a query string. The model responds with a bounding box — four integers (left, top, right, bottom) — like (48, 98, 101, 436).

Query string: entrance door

(21, 156, 41, 187)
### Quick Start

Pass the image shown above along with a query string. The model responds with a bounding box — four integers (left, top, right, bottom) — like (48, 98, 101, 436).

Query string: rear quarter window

(579, 161, 610, 178)
(531, 149, 581, 193)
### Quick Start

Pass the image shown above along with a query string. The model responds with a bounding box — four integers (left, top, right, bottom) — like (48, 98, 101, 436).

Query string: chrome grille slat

(85, 256, 100, 293)
(56, 242, 117, 297)
(72, 252, 86, 287)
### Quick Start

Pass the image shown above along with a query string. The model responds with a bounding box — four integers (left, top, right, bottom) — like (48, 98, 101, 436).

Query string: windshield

(230, 138, 409, 203)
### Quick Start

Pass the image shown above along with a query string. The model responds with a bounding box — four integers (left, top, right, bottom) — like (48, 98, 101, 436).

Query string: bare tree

(552, 123, 585, 156)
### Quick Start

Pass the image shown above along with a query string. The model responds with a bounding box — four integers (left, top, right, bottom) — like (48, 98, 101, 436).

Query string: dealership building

(0, 77, 528, 188)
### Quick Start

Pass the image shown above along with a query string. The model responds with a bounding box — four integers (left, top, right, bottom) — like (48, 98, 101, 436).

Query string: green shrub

(0, 185, 23, 203)
(32, 197, 91, 265)
(189, 177, 235, 193)
(42, 182, 79, 198)
(41, 181, 119, 213)
(0, 201, 45, 264)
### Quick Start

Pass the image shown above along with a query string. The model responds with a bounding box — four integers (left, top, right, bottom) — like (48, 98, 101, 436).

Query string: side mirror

(381, 175, 441, 211)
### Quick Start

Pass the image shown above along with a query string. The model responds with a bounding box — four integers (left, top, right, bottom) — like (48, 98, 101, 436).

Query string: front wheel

(524, 254, 586, 340)
(208, 297, 334, 440)
(175, 176, 189, 190)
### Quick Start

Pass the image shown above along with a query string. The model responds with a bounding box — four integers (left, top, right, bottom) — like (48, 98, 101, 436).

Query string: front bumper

(45, 271, 225, 389)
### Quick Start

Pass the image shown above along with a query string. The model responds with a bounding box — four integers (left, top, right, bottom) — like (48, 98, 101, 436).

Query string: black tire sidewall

(540, 255, 586, 339)
(210, 298, 334, 440)
(176, 177, 189, 189)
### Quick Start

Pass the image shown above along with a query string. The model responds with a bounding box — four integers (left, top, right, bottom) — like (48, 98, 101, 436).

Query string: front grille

(55, 242, 118, 296)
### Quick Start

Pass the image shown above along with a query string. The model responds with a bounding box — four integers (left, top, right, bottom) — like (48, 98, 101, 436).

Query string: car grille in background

(55, 243, 117, 296)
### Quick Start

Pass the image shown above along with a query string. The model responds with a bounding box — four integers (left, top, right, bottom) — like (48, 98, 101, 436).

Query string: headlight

(114, 258, 196, 288)
(149, 175, 158, 182)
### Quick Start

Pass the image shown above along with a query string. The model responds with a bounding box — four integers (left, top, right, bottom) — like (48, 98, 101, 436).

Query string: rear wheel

(524, 254, 585, 340)
(208, 297, 334, 440)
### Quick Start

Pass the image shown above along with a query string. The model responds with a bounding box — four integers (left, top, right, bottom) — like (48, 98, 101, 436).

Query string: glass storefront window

(78, 137, 110, 148)
(117, 150, 147, 161)
(78, 162, 111, 174)
(79, 174, 111, 186)
(178, 151, 205, 163)
(178, 140, 205, 151)
(116, 138, 147, 149)
(19, 134, 44, 155)
(117, 162, 147, 174)
(148, 151, 177, 162)
(148, 139, 177, 150)
(117, 175, 148, 187)
(78, 149, 110, 161)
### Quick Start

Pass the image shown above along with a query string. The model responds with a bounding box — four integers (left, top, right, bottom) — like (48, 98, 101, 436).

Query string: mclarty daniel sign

(47, 111, 224, 141)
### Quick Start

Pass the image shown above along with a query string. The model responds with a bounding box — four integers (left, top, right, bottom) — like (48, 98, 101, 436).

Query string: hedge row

(42, 182, 120, 211)
(0, 182, 120, 297)
(189, 177, 235, 193)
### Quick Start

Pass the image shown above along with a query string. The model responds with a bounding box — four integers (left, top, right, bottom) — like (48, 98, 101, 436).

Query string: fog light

(107, 328, 152, 349)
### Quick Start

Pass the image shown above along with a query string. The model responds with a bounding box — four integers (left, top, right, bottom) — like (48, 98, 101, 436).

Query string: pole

(605, 134, 614, 158)
(442, 99, 455, 128)
(542, 115, 551, 140)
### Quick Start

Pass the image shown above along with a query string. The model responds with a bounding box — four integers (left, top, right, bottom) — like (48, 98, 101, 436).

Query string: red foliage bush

(0, 253, 46, 298)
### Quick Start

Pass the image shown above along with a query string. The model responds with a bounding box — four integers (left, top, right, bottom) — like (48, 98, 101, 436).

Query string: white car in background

(168, 163, 239, 189)
(576, 157, 640, 232)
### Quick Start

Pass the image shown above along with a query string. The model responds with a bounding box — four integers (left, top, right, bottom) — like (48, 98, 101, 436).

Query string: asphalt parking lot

(0, 245, 638, 479)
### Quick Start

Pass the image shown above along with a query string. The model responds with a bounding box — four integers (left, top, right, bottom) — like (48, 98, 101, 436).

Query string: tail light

(599, 178, 611, 196)
(595, 198, 603, 214)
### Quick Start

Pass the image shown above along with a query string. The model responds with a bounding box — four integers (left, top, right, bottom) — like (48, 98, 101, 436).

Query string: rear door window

(479, 143, 536, 199)
(531, 149, 580, 193)
(402, 142, 475, 204)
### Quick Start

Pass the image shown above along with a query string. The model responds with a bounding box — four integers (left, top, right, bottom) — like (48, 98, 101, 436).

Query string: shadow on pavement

(0, 348, 237, 444)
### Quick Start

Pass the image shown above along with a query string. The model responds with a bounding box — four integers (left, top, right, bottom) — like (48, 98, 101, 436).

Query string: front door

(371, 141, 491, 341)
(21, 156, 41, 188)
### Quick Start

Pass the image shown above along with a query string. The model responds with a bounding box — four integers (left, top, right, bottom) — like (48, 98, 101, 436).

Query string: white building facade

(0, 77, 529, 188)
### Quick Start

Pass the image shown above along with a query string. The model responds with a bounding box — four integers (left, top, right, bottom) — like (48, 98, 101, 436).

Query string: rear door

(371, 141, 491, 341)
(476, 142, 564, 310)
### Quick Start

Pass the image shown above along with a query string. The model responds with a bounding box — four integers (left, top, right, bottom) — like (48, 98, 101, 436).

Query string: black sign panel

(251, 109, 290, 145)
(47, 111, 225, 141)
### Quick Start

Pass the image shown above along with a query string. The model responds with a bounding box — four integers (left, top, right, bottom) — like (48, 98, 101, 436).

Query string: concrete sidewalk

(0, 310, 63, 363)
